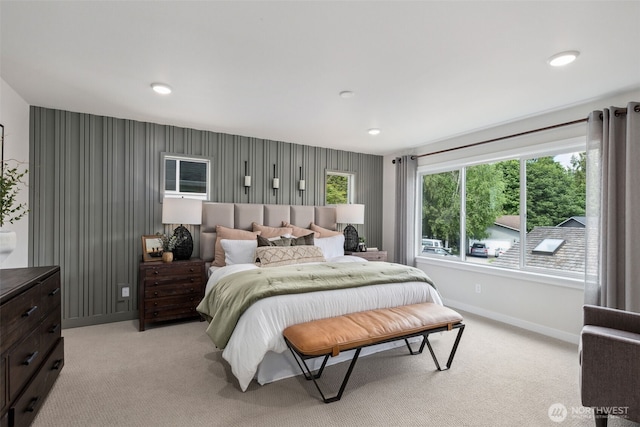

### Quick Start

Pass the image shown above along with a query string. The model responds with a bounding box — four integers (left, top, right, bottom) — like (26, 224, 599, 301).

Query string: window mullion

(519, 158, 527, 269)
(460, 167, 467, 261)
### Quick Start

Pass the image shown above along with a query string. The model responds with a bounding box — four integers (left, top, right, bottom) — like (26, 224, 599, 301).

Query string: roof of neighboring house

(494, 215, 520, 231)
(556, 216, 586, 227)
(492, 226, 585, 273)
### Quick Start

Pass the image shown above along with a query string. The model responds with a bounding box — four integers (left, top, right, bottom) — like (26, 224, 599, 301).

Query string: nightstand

(345, 250, 388, 262)
(138, 258, 206, 331)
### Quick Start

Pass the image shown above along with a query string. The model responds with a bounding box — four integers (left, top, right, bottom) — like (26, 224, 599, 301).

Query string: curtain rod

(404, 117, 588, 161)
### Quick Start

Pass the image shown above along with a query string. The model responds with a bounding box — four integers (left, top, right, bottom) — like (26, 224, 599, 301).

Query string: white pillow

(314, 234, 345, 259)
(220, 239, 258, 266)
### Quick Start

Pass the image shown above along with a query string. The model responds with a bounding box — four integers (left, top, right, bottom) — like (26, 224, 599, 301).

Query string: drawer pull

(154, 302, 158, 306)
(49, 323, 61, 334)
(153, 312, 159, 317)
(154, 270, 159, 275)
(52, 359, 63, 370)
(49, 287, 61, 296)
(24, 351, 39, 366)
(154, 291, 158, 296)
(153, 282, 159, 286)
(190, 297, 194, 301)
(190, 278, 195, 283)
(189, 268, 194, 272)
(190, 288, 194, 292)
(26, 397, 39, 413)
(23, 305, 38, 317)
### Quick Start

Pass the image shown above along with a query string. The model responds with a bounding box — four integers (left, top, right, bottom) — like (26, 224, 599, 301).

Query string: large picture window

(419, 141, 586, 276)
(161, 153, 211, 200)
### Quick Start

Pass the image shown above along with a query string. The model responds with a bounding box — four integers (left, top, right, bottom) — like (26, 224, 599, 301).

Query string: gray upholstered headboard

(199, 203, 337, 265)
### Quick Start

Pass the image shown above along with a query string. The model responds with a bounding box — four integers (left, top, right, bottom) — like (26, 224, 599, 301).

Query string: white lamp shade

(335, 204, 365, 225)
(162, 197, 202, 225)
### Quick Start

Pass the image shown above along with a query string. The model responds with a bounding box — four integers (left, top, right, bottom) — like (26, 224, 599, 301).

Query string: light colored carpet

(31, 312, 638, 427)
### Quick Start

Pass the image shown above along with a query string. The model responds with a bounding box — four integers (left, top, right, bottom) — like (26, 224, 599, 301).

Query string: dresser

(138, 258, 206, 331)
(0, 266, 64, 427)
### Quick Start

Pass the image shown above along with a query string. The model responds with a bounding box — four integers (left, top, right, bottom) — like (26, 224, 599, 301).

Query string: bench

(283, 302, 465, 403)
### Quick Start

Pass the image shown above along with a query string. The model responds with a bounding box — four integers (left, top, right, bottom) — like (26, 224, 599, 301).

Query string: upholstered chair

(580, 305, 640, 427)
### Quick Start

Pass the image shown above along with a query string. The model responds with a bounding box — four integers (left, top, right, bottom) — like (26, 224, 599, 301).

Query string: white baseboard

(443, 298, 580, 345)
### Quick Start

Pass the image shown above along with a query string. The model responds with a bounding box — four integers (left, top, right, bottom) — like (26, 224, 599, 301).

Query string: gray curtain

(394, 155, 417, 266)
(585, 102, 640, 312)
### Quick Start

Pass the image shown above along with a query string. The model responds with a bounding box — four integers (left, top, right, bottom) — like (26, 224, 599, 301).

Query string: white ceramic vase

(0, 230, 17, 264)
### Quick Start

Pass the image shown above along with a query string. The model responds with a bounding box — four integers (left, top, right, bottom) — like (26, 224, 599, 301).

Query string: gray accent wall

(29, 106, 383, 327)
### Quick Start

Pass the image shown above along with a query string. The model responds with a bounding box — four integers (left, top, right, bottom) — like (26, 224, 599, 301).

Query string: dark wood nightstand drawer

(144, 282, 202, 299)
(39, 272, 61, 317)
(144, 299, 201, 320)
(143, 263, 202, 278)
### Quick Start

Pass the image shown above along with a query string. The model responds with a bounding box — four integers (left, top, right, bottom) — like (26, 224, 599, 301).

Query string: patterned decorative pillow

(252, 223, 293, 239)
(255, 246, 326, 268)
(310, 223, 342, 237)
(257, 235, 292, 247)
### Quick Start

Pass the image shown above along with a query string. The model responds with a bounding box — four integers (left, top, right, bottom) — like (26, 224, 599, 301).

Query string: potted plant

(156, 232, 177, 263)
(0, 161, 28, 263)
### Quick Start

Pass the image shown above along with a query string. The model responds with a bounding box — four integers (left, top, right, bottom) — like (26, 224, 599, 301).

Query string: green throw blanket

(196, 262, 436, 349)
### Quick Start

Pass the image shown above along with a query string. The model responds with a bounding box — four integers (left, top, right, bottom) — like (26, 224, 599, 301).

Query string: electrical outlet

(475, 283, 482, 293)
(117, 283, 131, 301)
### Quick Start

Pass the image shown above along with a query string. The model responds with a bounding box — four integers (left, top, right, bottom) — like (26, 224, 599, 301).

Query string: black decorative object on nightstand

(343, 225, 359, 252)
(172, 225, 193, 260)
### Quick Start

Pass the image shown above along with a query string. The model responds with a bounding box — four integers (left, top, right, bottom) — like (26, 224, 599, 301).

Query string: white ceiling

(2, 1, 639, 156)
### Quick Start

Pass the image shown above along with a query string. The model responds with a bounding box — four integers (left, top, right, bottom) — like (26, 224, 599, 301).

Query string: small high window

(161, 153, 211, 200)
(326, 171, 354, 204)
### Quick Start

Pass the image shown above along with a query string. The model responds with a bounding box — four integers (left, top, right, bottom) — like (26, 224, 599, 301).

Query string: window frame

(416, 136, 586, 280)
(325, 170, 355, 205)
(160, 152, 212, 200)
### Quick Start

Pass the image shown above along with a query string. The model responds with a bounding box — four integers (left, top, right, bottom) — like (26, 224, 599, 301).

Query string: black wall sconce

(244, 161, 251, 194)
(298, 166, 305, 197)
(272, 164, 279, 196)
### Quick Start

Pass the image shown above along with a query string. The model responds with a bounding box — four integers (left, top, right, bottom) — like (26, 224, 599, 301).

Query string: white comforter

(203, 257, 443, 391)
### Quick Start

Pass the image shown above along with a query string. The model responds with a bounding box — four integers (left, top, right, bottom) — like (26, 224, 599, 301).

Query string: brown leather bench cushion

(283, 302, 463, 357)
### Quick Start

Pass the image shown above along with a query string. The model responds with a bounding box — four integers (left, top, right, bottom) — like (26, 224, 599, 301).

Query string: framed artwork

(141, 235, 163, 262)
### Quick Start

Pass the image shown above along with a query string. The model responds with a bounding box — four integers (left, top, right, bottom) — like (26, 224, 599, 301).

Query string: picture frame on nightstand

(141, 235, 163, 262)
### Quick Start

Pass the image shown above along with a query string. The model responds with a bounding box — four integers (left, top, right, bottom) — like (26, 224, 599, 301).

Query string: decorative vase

(0, 230, 17, 264)
(162, 251, 173, 263)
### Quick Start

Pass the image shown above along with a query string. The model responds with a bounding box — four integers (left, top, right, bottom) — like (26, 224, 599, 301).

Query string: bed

(197, 203, 442, 391)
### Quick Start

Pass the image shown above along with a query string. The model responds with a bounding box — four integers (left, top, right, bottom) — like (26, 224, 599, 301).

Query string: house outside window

(418, 139, 586, 277)
(161, 153, 211, 200)
(326, 171, 354, 204)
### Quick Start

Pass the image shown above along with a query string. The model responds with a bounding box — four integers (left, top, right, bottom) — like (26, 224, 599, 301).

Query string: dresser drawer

(143, 263, 202, 278)
(10, 338, 63, 427)
(144, 283, 202, 299)
(8, 329, 41, 402)
(0, 285, 42, 351)
(39, 272, 61, 317)
(40, 309, 62, 359)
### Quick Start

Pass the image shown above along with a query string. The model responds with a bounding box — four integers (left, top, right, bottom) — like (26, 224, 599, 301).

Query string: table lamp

(336, 204, 365, 252)
(162, 197, 202, 260)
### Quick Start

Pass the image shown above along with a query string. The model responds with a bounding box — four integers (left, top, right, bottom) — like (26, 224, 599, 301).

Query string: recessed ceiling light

(547, 51, 580, 67)
(151, 83, 172, 95)
(339, 91, 355, 99)
(368, 128, 381, 136)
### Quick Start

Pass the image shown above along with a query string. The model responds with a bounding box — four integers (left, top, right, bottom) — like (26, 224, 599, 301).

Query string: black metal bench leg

(425, 324, 465, 371)
(405, 336, 427, 355)
(287, 345, 362, 403)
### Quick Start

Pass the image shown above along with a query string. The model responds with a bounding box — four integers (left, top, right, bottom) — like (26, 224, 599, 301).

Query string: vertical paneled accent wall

(29, 107, 383, 327)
